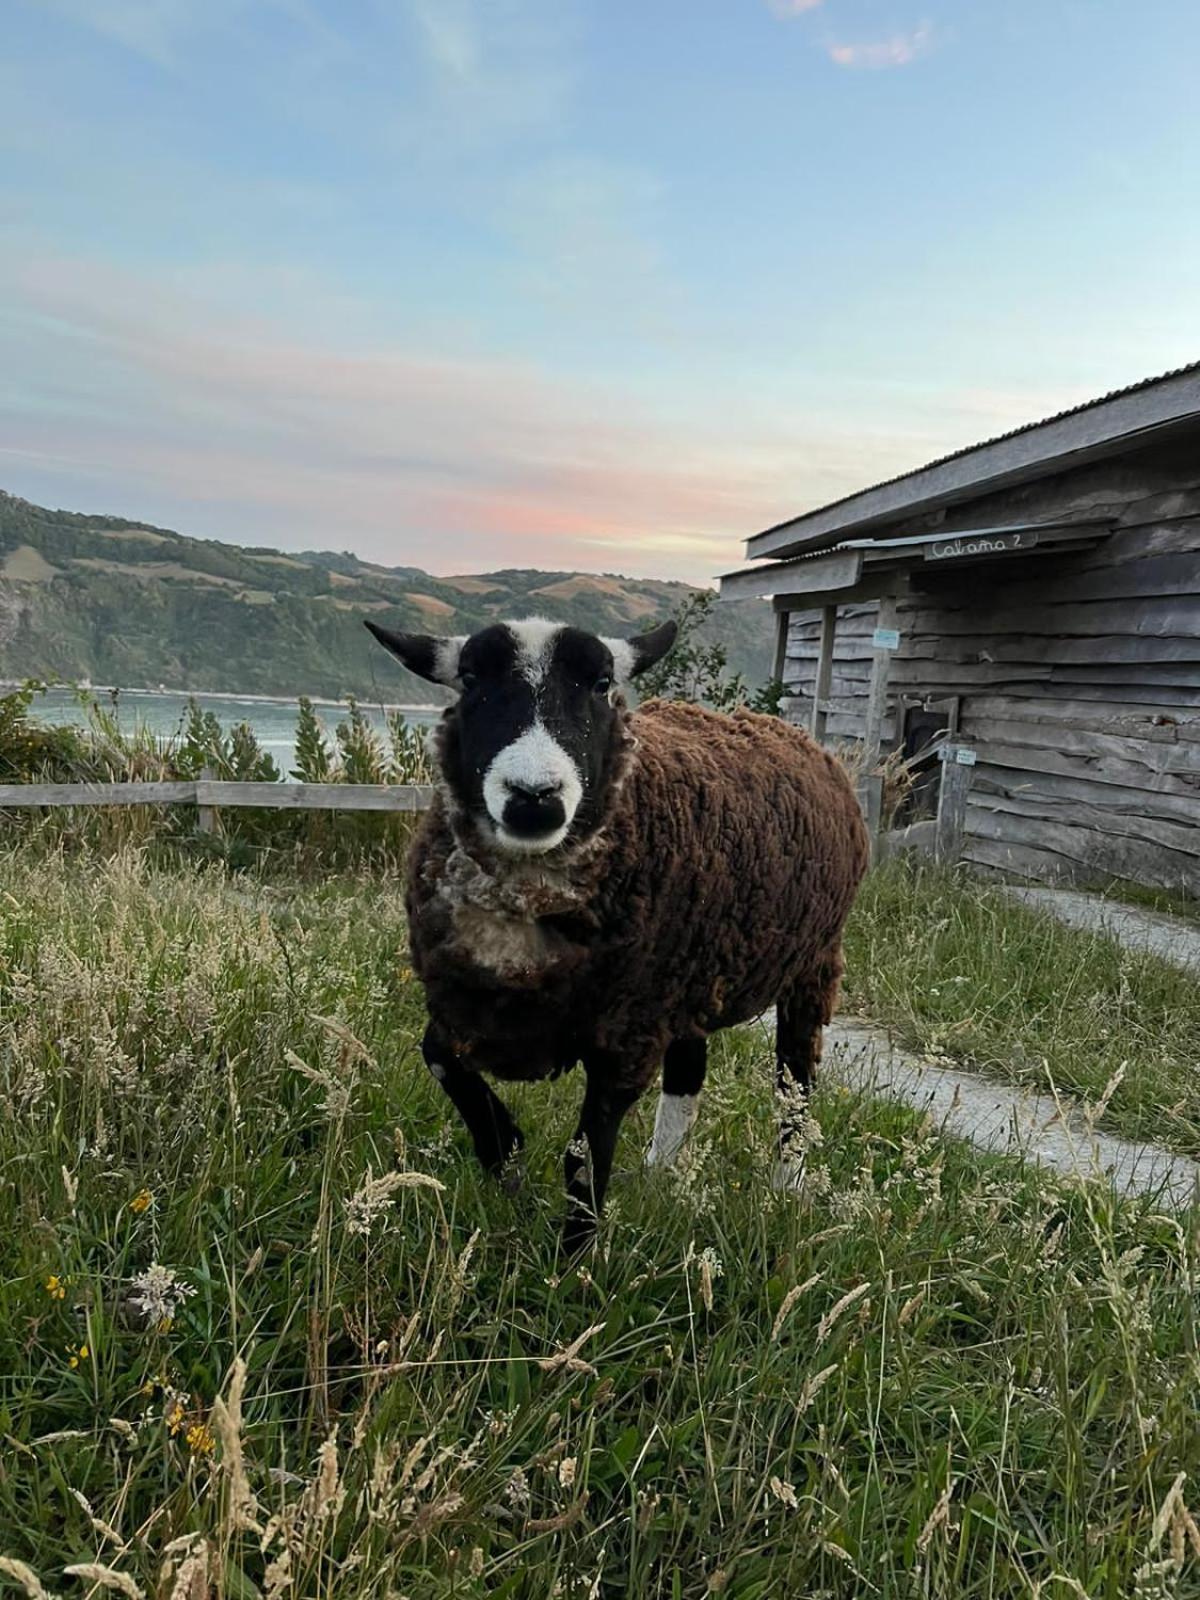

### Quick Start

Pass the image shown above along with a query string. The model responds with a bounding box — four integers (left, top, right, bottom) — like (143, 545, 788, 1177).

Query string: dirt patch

(532, 574, 660, 620)
(72, 558, 244, 588)
(94, 527, 170, 545)
(533, 574, 627, 601)
(405, 593, 456, 617)
(2, 545, 61, 582)
(613, 590, 659, 619)
(442, 575, 503, 595)
(250, 553, 307, 570)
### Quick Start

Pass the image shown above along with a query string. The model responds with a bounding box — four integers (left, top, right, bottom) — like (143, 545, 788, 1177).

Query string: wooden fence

(0, 752, 978, 860)
(0, 779, 435, 830)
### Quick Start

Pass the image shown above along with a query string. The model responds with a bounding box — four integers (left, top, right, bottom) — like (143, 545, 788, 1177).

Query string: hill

(0, 492, 771, 702)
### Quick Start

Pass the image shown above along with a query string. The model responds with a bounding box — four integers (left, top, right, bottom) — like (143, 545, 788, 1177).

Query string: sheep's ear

(618, 620, 678, 680)
(364, 620, 465, 687)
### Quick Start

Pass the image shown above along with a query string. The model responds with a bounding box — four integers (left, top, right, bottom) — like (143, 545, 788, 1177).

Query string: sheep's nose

(507, 779, 562, 803)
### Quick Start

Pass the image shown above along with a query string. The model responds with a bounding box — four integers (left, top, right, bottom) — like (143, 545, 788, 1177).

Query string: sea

(21, 686, 441, 781)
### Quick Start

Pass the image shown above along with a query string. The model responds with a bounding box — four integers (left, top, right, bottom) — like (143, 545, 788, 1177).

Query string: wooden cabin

(719, 365, 1200, 897)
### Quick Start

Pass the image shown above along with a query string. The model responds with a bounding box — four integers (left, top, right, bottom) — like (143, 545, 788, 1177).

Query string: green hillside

(0, 491, 772, 702)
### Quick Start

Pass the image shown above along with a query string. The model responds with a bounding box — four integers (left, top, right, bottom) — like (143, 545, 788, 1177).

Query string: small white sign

(955, 747, 978, 766)
(872, 627, 901, 651)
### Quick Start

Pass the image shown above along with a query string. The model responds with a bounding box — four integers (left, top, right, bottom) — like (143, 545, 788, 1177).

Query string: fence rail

(0, 780, 435, 813)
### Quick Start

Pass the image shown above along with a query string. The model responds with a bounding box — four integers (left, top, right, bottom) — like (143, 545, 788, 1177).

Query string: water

(23, 686, 441, 780)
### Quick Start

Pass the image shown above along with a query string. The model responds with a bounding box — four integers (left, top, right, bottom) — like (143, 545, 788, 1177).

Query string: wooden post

(809, 603, 837, 742)
(935, 744, 976, 864)
(855, 595, 900, 859)
(861, 595, 899, 770)
(771, 609, 789, 684)
(197, 764, 219, 837)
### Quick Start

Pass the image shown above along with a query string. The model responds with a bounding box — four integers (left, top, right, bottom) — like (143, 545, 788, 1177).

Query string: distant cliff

(0, 491, 771, 702)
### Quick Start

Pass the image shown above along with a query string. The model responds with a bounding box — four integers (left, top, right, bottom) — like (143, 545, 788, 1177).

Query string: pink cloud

(767, 0, 824, 16)
(0, 248, 1006, 584)
(828, 22, 932, 69)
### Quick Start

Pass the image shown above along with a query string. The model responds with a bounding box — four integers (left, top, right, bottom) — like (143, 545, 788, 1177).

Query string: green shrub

(0, 682, 432, 867)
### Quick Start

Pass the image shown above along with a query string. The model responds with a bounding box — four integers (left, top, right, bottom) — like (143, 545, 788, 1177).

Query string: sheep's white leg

(646, 1037, 707, 1168)
(647, 1092, 700, 1167)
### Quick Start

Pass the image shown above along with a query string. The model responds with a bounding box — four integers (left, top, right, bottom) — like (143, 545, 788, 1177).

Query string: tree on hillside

(636, 590, 782, 714)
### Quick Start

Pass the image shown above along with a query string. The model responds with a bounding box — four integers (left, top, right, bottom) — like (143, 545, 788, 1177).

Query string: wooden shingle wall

(780, 494, 1200, 894)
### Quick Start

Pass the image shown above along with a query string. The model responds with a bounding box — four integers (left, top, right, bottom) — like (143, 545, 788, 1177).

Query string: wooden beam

(718, 549, 862, 603)
(195, 781, 435, 811)
(0, 781, 198, 807)
(766, 610, 786, 684)
(809, 604, 837, 742)
(0, 780, 435, 812)
(861, 595, 899, 768)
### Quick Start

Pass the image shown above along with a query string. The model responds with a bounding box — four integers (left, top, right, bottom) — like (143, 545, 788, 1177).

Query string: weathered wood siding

(780, 474, 1200, 894)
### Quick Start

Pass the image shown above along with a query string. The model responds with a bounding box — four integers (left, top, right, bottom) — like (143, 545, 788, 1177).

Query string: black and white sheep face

(365, 616, 676, 855)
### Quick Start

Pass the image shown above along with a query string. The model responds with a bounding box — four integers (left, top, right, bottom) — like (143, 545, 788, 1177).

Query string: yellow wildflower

(186, 1422, 215, 1456)
(65, 1342, 90, 1369)
(45, 1274, 67, 1300)
(166, 1400, 186, 1435)
(128, 1188, 153, 1215)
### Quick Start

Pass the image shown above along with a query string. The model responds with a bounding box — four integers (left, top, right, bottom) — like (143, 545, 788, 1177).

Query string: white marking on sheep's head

(364, 616, 677, 854)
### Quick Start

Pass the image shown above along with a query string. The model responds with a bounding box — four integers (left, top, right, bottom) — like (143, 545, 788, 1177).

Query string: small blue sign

(872, 627, 901, 650)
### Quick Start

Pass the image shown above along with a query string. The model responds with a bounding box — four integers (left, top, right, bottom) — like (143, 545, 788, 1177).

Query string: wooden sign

(924, 530, 1039, 562)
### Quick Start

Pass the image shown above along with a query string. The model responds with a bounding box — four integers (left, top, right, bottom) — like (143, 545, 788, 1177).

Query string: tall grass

(4, 849, 1200, 1596)
(844, 858, 1200, 1155)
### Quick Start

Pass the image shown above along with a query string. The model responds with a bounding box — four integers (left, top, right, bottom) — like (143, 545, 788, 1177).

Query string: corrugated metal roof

(752, 358, 1200, 548)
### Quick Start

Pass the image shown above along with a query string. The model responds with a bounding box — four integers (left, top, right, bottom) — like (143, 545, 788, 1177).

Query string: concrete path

(743, 1015, 1200, 1207)
(1005, 886, 1200, 973)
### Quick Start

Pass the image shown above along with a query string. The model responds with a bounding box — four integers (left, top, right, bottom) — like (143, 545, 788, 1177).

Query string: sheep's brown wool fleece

(405, 700, 869, 1096)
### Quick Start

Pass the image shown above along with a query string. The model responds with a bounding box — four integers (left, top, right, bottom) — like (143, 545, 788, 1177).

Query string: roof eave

(747, 367, 1200, 563)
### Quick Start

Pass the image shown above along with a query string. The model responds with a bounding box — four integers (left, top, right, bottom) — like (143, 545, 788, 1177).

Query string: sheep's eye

(460, 670, 478, 691)
(593, 676, 612, 696)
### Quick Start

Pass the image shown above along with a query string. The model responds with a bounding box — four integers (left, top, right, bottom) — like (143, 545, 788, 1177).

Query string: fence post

(935, 744, 976, 864)
(196, 765, 219, 837)
(809, 604, 837, 744)
(857, 771, 885, 863)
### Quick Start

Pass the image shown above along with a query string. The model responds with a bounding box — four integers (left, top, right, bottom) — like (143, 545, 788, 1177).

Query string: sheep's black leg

(646, 1036, 707, 1167)
(562, 1067, 639, 1255)
(422, 1023, 523, 1181)
(774, 984, 830, 1191)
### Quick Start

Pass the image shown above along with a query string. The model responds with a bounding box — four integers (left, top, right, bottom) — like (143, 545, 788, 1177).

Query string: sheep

(366, 615, 869, 1250)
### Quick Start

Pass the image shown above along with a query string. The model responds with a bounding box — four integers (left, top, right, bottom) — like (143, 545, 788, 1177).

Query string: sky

(3, 1, 1200, 584)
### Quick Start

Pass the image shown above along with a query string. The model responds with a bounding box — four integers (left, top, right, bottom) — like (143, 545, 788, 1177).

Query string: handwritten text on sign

(925, 530, 1039, 562)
